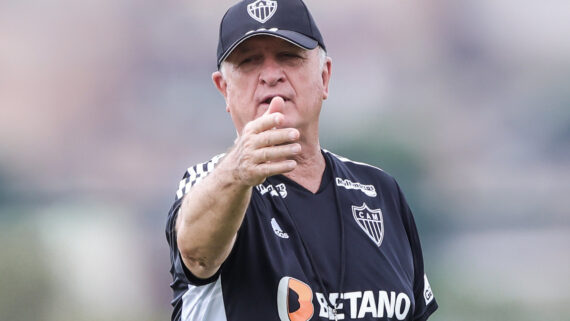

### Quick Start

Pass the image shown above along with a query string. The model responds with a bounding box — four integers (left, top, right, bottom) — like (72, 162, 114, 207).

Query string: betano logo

(277, 276, 411, 320)
(277, 277, 314, 321)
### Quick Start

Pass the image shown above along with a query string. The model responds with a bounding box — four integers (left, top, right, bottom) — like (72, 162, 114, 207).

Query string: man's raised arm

(175, 97, 300, 279)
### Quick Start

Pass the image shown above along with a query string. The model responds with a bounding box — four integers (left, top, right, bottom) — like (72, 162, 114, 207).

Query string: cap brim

(217, 30, 318, 68)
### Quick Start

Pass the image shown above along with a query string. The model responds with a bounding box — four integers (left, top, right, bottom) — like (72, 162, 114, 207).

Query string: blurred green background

(1, 0, 569, 320)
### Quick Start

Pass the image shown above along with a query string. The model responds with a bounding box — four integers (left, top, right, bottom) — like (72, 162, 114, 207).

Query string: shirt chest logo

(352, 203, 385, 247)
(336, 178, 377, 197)
(257, 183, 287, 198)
(271, 217, 289, 239)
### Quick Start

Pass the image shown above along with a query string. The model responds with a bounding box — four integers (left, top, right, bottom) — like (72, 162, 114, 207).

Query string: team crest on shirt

(247, 0, 278, 23)
(352, 203, 384, 247)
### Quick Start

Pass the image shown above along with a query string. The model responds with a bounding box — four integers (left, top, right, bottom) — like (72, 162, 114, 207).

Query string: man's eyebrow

(233, 46, 252, 55)
(281, 43, 303, 51)
(233, 41, 302, 55)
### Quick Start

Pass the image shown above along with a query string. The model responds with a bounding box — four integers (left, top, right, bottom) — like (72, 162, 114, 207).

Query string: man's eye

(282, 53, 300, 58)
(239, 55, 262, 66)
(239, 58, 252, 65)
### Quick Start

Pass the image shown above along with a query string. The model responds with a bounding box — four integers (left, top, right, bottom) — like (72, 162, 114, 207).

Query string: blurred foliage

(0, 165, 12, 207)
(0, 214, 52, 321)
(430, 272, 570, 321)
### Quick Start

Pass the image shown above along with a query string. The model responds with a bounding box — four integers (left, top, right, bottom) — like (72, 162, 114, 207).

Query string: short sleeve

(395, 181, 438, 320)
(165, 154, 226, 287)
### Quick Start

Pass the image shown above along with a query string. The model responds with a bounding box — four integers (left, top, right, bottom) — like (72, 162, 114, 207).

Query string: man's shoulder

(174, 153, 226, 200)
(324, 149, 393, 180)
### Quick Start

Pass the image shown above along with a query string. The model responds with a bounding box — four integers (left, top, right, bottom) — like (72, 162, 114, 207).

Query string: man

(166, 0, 438, 320)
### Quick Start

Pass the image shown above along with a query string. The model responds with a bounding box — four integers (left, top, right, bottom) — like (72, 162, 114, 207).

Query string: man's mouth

(260, 95, 290, 105)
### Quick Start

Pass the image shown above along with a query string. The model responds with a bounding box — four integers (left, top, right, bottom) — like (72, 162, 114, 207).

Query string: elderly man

(166, 1, 438, 320)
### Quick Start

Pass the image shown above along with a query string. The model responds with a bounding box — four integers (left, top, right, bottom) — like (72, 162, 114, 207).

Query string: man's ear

(212, 70, 227, 96)
(212, 70, 230, 112)
(321, 57, 332, 100)
(212, 71, 229, 111)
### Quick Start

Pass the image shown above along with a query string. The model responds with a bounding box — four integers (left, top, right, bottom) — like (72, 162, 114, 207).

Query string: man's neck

(283, 141, 325, 194)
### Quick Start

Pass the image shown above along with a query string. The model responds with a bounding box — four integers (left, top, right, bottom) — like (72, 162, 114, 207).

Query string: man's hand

(227, 96, 301, 187)
(176, 97, 300, 278)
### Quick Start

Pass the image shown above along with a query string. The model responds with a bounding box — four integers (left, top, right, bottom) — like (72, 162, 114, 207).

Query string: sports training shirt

(166, 150, 438, 321)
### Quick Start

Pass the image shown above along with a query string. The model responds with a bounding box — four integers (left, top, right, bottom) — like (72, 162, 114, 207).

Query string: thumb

(265, 96, 285, 115)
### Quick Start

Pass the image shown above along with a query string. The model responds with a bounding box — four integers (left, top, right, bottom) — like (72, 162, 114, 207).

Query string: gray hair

(317, 46, 327, 69)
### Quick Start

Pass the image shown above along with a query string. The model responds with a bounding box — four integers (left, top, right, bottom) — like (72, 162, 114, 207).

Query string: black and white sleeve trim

(175, 153, 225, 200)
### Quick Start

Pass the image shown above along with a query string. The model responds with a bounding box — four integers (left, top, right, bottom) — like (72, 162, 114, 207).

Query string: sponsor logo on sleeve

(423, 274, 434, 305)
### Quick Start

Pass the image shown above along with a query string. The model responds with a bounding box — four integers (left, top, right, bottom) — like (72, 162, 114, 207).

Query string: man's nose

(259, 58, 285, 86)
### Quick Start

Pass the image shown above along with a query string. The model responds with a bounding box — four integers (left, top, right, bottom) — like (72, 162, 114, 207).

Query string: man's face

(213, 36, 332, 136)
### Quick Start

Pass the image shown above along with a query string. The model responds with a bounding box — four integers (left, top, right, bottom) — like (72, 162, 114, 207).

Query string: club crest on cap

(247, 0, 278, 23)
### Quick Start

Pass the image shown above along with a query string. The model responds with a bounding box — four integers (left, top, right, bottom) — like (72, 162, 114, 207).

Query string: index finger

(244, 112, 284, 134)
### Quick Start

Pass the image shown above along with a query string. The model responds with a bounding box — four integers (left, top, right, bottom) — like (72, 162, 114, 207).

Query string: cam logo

(352, 203, 384, 247)
(247, 0, 278, 23)
(277, 277, 314, 321)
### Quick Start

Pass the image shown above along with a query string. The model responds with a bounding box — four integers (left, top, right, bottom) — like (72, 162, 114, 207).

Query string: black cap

(216, 0, 326, 68)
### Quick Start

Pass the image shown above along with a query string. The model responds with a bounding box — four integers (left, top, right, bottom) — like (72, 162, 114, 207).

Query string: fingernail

(288, 160, 297, 169)
(289, 130, 298, 139)
(291, 144, 301, 153)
